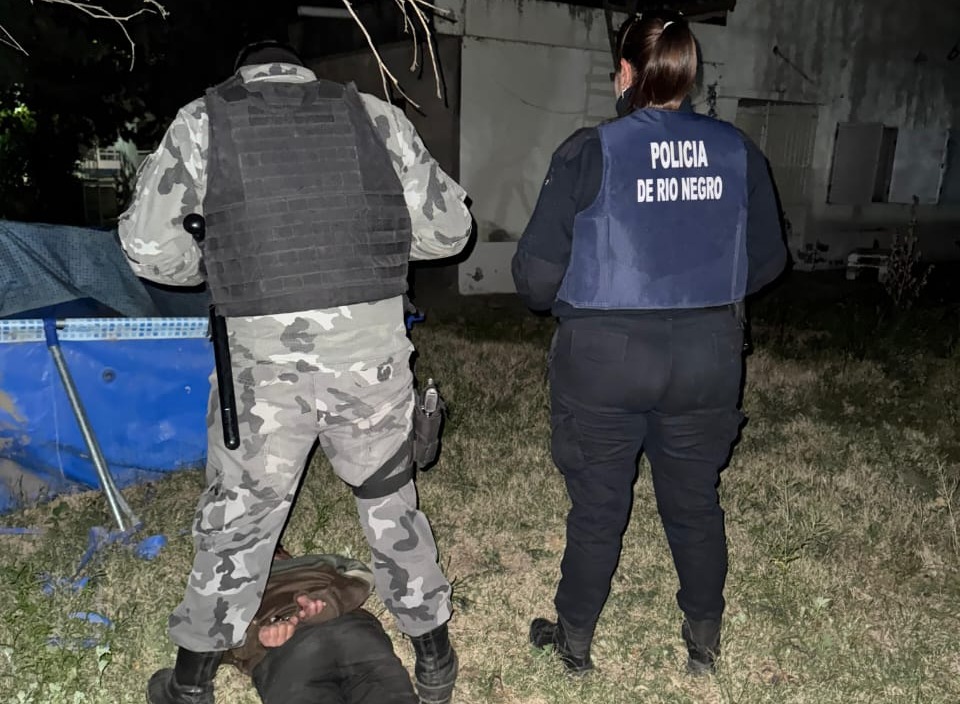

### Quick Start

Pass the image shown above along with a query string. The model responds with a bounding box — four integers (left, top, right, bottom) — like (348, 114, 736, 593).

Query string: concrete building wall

(702, 0, 960, 265)
(431, 0, 959, 292)
(435, 0, 626, 292)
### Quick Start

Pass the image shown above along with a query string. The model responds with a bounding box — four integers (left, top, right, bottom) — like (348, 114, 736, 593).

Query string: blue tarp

(0, 220, 160, 319)
(0, 221, 213, 514)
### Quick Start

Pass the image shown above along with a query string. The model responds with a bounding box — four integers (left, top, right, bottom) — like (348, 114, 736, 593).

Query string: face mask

(616, 86, 637, 117)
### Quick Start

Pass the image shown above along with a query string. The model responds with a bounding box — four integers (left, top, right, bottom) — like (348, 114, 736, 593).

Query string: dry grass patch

(1, 307, 958, 703)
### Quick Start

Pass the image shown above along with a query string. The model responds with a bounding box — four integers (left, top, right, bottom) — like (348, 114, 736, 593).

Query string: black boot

(682, 618, 721, 676)
(146, 648, 222, 704)
(529, 617, 594, 674)
(410, 624, 458, 704)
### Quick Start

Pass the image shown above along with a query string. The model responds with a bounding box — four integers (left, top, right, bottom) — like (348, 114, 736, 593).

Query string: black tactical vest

(202, 77, 412, 316)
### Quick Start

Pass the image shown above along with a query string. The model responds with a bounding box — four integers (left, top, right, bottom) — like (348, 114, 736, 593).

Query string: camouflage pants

(168, 324, 452, 651)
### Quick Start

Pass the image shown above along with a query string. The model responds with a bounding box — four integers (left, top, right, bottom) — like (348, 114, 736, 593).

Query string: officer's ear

(615, 59, 635, 96)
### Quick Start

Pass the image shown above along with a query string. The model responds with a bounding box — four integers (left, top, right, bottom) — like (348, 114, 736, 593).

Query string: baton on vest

(183, 214, 241, 450)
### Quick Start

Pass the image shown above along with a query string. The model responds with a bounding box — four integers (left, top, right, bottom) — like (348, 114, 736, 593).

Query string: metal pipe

(43, 319, 139, 532)
(297, 6, 353, 19)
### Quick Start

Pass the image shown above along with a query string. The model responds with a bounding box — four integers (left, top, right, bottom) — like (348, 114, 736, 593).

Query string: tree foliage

(0, 0, 298, 223)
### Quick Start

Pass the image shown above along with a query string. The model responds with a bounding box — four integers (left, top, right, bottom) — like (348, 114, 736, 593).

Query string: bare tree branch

(3, 0, 456, 96)
(1, 1, 168, 69)
(40, 0, 168, 68)
(404, 0, 453, 18)
(405, 0, 443, 100)
(345, 0, 455, 107)
(392, 0, 419, 73)
(0, 22, 28, 54)
(339, 0, 414, 106)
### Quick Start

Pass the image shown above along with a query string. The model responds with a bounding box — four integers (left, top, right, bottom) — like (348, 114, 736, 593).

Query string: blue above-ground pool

(0, 218, 420, 517)
(0, 314, 213, 514)
(0, 219, 216, 515)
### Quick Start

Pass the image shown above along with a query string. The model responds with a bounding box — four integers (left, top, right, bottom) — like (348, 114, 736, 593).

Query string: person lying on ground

(223, 550, 419, 704)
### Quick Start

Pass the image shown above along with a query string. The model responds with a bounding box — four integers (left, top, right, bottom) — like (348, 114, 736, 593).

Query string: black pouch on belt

(413, 378, 447, 471)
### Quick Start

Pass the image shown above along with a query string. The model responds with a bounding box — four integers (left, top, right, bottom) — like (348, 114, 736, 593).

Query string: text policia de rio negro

(636, 139, 724, 204)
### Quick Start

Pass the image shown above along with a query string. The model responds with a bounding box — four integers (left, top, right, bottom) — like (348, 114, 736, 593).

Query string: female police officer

(512, 13, 787, 675)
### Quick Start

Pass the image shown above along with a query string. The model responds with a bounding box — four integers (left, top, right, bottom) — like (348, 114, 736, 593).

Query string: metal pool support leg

(43, 319, 140, 532)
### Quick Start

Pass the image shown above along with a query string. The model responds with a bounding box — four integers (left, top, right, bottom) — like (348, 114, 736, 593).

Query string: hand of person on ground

(259, 616, 300, 648)
(258, 596, 325, 648)
(296, 594, 325, 620)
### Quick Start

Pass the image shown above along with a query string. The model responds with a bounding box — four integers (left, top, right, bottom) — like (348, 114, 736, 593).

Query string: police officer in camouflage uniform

(119, 41, 471, 704)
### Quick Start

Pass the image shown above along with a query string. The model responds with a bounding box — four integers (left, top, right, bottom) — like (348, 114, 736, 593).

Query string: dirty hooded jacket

(223, 554, 374, 675)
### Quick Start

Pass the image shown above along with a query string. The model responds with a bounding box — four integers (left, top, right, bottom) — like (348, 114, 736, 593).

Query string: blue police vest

(556, 109, 748, 310)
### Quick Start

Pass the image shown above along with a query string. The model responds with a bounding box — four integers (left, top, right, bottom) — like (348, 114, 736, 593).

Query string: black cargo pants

(549, 308, 745, 634)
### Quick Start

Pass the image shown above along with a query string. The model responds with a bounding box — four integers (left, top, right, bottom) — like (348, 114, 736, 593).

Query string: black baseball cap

(234, 40, 304, 72)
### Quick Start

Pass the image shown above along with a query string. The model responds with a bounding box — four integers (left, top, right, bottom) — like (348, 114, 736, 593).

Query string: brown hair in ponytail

(615, 14, 697, 111)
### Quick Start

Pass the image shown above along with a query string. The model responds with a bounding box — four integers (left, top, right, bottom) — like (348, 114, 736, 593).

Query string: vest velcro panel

(203, 77, 411, 316)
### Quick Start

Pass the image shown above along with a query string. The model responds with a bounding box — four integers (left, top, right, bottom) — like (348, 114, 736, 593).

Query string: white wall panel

(457, 35, 615, 293)
(888, 128, 949, 205)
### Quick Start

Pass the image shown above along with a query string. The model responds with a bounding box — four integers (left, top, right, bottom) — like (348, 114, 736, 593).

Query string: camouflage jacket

(119, 63, 472, 364)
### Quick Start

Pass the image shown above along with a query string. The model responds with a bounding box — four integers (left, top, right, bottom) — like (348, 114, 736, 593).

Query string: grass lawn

(1, 271, 958, 703)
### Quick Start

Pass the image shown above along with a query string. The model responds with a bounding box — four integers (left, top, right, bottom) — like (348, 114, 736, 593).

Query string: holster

(412, 384, 447, 471)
